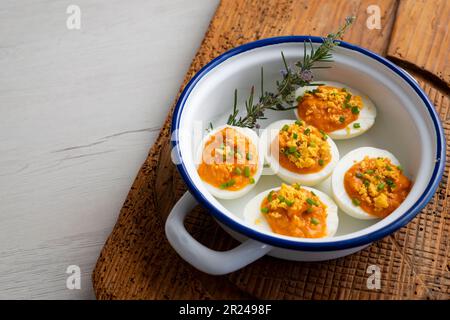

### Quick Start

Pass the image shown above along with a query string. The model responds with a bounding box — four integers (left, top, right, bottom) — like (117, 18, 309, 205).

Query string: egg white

(331, 147, 402, 220)
(243, 186, 339, 238)
(293, 81, 377, 140)
(196, 124, 264, 199)
(259, 119, 339, 186)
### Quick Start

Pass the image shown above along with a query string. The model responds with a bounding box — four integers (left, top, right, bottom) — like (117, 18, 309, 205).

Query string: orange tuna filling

(297, 86, 362, 132)
(271, 120, 331, 174)
(344, 157, 412, 218)
(198, 127, 258, 191)
(260, 183, 328, 238)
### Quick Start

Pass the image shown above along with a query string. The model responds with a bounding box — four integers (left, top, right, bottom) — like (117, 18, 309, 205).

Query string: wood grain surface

(387, 0, 450, 86)
(92, 0, 450, 300)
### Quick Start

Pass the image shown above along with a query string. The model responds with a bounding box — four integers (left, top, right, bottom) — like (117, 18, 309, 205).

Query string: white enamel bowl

(165, 36, 445, 275)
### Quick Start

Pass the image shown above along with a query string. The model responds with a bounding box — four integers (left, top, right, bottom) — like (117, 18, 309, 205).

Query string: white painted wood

(0, 0, 219, 299)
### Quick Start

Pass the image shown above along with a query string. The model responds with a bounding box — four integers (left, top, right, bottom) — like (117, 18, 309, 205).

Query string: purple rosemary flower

(279, 69, 288, 77)
(300, 69, 313, 82)
(280, 63, 294, 77)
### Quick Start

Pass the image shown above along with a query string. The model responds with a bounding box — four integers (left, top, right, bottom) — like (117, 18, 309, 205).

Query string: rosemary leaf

(227, 16, 355, 129)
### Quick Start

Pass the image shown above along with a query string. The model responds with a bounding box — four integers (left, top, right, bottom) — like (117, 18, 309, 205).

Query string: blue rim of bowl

(170, 36, 446, 251)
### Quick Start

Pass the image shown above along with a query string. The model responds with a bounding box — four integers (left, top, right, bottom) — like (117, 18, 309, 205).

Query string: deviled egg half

(196, 125, 263, 199)
(294, 81, 377, 139)
(260, 119, 339, 186)
(331, 147, 412, 220)
(244, 183, 339, 238)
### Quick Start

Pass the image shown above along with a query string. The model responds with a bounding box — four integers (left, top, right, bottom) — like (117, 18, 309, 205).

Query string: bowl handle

(165, 191, 272, 275)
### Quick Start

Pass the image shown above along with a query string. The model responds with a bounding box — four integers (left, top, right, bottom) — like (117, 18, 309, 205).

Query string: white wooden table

(0, 0, 219, 299)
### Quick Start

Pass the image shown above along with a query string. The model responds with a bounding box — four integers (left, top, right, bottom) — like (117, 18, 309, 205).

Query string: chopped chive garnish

(306, 198, 318, 206)
(365, 169, 375, 174)
(364, 180, 370, 187)
(219, 179, 236, 189)
(288, 146, 297, 154)
(353, 123, 361, 129)
(345, 93, 352, 102)
(295, 120, 302, 126)
(278, 195, 286, 202)
(306, 207, 313, 213)
(339, 116, 345, 123)
(234, 167, 242, 175)
(356, 172, 364, 178)
(267, 191, 274, 202)
(304, 128, 311, 135)
(244, 166, 250, 177)
(320, 130, 328, 140)
(246, 152, 252, 160)
(261, 207, 269, 213)
(294, 151, 301, 158)
(352, 198, 360, 206)
(293, 132, 298, 139)
(286, 199, 294, 207)
(249, 177, 255, 184)
(293, 183, 301, 190)
(343, 94, 352, 109)
(377, 183, 385, 191)
(282, 124, 289, 131)
(397, 165, 403, 172)
(318, 159, 324, 166)
(385, 165, 392, 171)
(386, 178, 394, 187)
(311, 217, 320, 225)
(351, 106, 360, 114)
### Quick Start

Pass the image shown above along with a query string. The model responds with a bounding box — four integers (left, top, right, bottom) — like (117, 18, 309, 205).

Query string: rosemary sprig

(227, 16, 355, 128)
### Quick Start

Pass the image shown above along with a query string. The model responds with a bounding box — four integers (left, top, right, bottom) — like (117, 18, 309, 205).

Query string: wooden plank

(92, 0, 449, 300)
(202, 0, 398, 57)
(387, 0, 450, 85)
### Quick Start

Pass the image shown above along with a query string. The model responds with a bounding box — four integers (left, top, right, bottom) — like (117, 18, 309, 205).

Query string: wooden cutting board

(92, 0, 450, 300)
